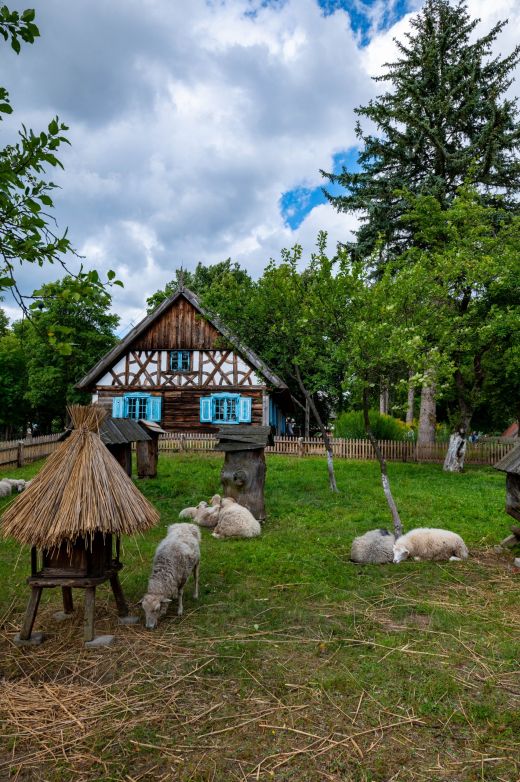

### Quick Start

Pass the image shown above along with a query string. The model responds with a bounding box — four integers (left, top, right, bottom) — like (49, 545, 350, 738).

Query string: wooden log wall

(97, 389, 263, 432)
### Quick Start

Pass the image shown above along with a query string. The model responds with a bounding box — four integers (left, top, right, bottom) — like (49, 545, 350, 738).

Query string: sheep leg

(177, 587, 184, 616)
(193, 562, 199, 600)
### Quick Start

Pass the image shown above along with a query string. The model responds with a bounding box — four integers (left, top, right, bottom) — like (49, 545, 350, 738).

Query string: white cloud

(0, 0, 518, 327)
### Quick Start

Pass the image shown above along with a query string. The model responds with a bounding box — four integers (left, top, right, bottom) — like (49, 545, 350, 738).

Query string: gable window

(112, 393, 162, 422)
(200, 393, 252, 425)
(170, 350, 191, 372)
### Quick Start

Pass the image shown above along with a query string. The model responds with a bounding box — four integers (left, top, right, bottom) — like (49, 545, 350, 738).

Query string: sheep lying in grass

(4, 478, 27, 492)
(0, 478, 27, 497)
(141, 523, 200, 629)
(179, 497, 220, 528)
(211, 496, 261, 540)
(393, 528, 469, 563)
(0, 480, 13, 498)
(350, 529, 395, 564)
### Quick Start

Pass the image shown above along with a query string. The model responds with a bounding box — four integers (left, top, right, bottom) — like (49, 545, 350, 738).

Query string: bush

(334, 410, 411, 440)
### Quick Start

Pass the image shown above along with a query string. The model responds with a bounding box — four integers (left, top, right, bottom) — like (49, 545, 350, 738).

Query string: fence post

(17, 440, 25, 468)
(180, 433, 187, 452)
(298, 437, 304, 458)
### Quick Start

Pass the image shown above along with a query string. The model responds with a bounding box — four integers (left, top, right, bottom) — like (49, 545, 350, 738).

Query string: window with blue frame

(170, 350, 191, 372)
(112, 393, 162, 422)
(200, 393, 251, 425)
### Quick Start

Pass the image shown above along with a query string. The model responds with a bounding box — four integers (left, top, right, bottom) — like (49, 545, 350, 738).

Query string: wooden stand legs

(19, 587, 42, 641)
(17, 571, 131, 645)
(109, 573, 129, 617)
(62, 587, 74, 614)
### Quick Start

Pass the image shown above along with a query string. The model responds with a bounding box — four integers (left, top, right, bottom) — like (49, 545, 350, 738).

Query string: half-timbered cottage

(76, 287, 290, 433)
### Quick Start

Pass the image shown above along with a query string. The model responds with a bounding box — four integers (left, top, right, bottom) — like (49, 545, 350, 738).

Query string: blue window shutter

(112, 397, 125, 418)
(148, 396, 162, 422)
(200, 397, 212, 423)
(238, 396, 252, 423)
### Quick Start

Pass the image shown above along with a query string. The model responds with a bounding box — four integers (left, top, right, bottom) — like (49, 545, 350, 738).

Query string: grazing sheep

(212, 496, 261, 540)
(350, 528, 395, 564)
(393, 528, 469, 563)
(179, 497, 220, 528)
(141, 523, 201, 629)
(0, 480, 13, 498)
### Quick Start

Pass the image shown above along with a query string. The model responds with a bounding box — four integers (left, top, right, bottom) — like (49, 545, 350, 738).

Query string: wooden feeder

(215, 425, 274, 521)
(99, 417, 152, 477)
(1, 405, 159, 647)
(136, 419, 165, 479)
(494, 444, 520, 547)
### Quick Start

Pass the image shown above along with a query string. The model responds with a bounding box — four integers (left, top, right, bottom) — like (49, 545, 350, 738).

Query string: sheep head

(141, 593, 173, 629)
(392, 544, 410, 563)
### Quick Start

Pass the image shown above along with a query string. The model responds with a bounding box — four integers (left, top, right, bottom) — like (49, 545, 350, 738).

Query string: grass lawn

(0, 453, 519, 782)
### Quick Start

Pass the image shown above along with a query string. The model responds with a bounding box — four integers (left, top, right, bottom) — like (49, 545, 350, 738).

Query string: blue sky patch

(317, 0, 411, 46)
(280, 148, 360, 230)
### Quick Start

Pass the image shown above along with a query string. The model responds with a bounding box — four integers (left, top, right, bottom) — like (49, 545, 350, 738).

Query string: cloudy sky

(1, 0, 519, 333)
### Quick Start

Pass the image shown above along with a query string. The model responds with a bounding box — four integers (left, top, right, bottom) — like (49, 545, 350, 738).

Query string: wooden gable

(132, 295, 221, 351)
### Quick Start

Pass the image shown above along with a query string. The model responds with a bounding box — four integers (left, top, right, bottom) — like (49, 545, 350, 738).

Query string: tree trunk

(305, 398, 310, 439)
(294, 365, 338, 493)
(406, 373, 415, 425)
(220, 449, 266, 520)
(418, 382, 436, 446)
(363, 387, 403, 538)
(443, 430, 467, 473)
(444, 370, 474, 472)
(379, 380, 389, 415)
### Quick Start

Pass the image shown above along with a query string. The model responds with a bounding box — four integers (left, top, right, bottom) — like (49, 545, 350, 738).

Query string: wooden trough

(1, 405, 159, 647)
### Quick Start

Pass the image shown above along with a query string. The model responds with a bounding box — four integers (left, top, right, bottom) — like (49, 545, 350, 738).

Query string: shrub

(334, 410, 410, 440)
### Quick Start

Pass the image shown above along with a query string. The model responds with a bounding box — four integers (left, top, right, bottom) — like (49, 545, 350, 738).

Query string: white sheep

(179, 495, 220, 528)
(0, 480, 12, 498)
(393, 528, 469, 563)
(141, 523, 201, 629)
(3, 478, 27, 492)
(350, 528, 395, 564)
(211, 496, 261, 540)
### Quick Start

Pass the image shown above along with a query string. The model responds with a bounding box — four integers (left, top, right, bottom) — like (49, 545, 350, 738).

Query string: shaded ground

(0, 454, 518, 781)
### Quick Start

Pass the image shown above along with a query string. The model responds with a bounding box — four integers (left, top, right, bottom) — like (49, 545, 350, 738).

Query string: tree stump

(221, 449, 267, 521)
(216, 426, 273, 522)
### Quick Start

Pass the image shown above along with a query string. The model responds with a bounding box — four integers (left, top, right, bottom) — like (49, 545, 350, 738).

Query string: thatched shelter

(2, 405, 160, 646)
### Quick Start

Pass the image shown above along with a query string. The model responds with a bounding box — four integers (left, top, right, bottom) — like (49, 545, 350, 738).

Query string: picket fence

(158, 432, 516, 466)
(0, 432, 64, 467)
(0, 431, 515, 469)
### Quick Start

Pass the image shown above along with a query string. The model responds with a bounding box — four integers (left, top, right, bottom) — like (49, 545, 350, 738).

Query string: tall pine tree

(322, 0, 520, 264)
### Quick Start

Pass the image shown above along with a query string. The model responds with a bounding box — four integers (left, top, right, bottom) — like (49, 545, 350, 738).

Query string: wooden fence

(0, 433, 64, 468)
(0, 431, 515, 469)
(158, 432, 516, 466)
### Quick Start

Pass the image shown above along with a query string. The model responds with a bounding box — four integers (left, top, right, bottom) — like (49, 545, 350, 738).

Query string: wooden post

(83, 587, 96, 642)
(136, 434, 159, 478)
(17, 440, 25, 468)
(19, 587, 42, 641)
(298, 437, 304, 458)
(109, 572, 129, 617)
(62, 587, 74, 614)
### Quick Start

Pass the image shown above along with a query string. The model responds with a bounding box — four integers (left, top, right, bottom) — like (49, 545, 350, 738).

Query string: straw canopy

(1, 405, 160, 548)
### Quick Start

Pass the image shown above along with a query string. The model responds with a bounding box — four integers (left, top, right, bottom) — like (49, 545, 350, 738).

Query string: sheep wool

(212, 497, 261, 540)
(179, 500, 219, 528)
(0, 480, 13, 498)
(393, 528, 469, 563)
(141, 523, 201, 629)
(350, 529, 395, 564)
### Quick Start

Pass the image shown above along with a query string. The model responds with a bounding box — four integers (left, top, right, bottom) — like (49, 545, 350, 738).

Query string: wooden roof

(100, 418, 151, 445)
(76, 287, 287, 391)
(494, 444, 520, 475)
